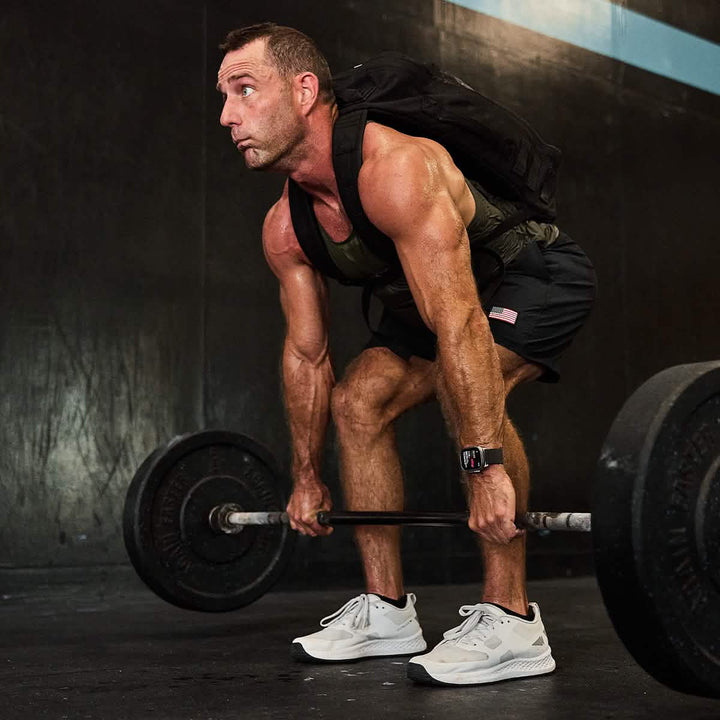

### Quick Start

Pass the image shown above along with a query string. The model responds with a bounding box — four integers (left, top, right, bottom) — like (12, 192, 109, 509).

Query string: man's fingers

(310, 522, 333, 536)
(287, 514, 313, 536)
(306, 513, 334, 536)
(472, 517, 523, 544)
(311, 517, 333, 536)
(500, 519, 523, 543)
(287, 513, 333, 537)
(502, 518, 523, 539)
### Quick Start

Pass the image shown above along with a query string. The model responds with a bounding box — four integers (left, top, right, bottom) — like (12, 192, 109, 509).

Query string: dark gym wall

(1, 1, 207, 567)
(2, 2, 719, 584)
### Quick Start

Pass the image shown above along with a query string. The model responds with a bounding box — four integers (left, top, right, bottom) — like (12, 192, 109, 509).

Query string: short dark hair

(220, 23, 335, 104)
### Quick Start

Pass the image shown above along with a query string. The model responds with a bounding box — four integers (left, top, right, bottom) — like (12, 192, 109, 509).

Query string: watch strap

(482, 448, 504, 466)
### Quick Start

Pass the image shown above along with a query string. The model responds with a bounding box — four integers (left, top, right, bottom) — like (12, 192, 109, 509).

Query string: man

(216, 23, 596, 685)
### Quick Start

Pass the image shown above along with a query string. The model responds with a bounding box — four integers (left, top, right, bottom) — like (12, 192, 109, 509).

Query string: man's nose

(220, 100, 239, 128)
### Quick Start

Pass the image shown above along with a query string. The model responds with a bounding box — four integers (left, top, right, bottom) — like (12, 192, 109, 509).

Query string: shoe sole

(407, 653, 556, 686)
(292, 637, 427, 663)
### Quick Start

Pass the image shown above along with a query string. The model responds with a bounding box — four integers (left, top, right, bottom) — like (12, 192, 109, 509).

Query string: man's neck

(288, 105, 340, 205)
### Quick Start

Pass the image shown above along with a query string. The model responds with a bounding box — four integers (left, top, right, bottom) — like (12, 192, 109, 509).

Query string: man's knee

(331, 348, 433, 433)
(331, 380, 372, 431)
(331, 360, 399, 432)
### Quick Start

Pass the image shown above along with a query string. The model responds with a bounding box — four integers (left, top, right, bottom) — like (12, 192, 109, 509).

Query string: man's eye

(242, 86, 255, 97)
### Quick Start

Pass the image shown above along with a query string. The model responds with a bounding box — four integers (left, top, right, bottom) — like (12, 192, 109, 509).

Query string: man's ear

(294, 72, 320, 115)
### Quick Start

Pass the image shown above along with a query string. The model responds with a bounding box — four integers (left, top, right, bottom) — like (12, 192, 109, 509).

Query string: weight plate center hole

(181, 475, 258, 563)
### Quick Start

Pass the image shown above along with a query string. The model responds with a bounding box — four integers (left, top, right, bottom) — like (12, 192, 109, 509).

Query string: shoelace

(320, 594, 371, 630)
(442, 604, 497, 643)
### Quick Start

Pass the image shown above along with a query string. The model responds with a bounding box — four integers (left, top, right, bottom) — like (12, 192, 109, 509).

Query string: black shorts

(365, 232, 597, 383)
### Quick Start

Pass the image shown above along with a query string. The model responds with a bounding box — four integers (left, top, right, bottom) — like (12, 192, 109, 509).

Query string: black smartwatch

(459, 446, 504, 473)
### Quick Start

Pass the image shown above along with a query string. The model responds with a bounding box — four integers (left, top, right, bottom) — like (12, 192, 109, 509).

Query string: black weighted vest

(288, 52, 561, 287)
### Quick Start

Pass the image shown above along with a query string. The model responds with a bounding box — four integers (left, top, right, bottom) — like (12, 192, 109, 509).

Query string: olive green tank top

(317, 180, 558, 282)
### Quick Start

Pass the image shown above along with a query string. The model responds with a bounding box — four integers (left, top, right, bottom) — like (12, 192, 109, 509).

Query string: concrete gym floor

(1, 570, 718, 720)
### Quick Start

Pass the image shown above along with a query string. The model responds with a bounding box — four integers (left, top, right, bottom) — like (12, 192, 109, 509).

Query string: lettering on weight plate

(158, 503, 176, 528)
(159, 469, 193, 527)
(667, 421, 715, 516)
(169, 466, 193, 495)
(667, 445, 696, 606)
(244, 467, 263, 492)
(668, 527, 707, 612)
(156, 530, 193, 573)
(666, 419, 715, 613)
(668, 464, 694, 515)
(680, 573, 707, 614)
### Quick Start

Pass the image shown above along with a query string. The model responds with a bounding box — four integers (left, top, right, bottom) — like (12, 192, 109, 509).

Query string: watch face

(461, 447, 485, 471)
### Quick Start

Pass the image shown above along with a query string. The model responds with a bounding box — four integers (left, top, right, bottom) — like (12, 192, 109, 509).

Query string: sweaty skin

(217, 39, 522, 547)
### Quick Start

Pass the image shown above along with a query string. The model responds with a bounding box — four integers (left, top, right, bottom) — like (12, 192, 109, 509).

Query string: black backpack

(288, 52, 561, 286)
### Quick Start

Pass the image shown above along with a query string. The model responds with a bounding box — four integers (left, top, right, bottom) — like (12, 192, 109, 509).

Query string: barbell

(122, 360, 720, 699)
(208, 508, 591, 532)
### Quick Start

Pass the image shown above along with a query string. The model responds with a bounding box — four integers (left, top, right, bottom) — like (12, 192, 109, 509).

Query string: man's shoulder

(354, 122, 469, 237)
(361, 122, 454, 184)
(358, 123, 456, 203)
(262, 184, 312, 273)
(263, 185, 293, 242)
(362, 121, 442, 160)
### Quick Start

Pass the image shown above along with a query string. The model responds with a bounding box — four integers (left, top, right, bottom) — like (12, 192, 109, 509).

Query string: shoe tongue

(474, 602, 507, 618)
(367, 593, 408, 608)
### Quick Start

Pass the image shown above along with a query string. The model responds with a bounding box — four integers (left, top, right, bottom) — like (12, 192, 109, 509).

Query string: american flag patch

(489, 306, 518, 325)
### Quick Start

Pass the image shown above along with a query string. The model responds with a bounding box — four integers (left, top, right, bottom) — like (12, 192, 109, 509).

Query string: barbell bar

(122, 360, 720, 698)
(209, 508, 592, 532)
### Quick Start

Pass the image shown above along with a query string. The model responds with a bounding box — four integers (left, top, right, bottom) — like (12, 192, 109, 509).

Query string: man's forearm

(282, 339, 335, 484)
(436, 308, 505, 448)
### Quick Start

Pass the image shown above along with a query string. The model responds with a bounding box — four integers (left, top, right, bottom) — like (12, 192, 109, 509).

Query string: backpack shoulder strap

(332, 109, 401, 268)
(333, 109, 529, 253)
(287, 179, 346, 282)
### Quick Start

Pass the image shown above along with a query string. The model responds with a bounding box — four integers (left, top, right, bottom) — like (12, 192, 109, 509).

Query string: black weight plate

(594, 361, 720, 698)
(123, 430, 294, 612)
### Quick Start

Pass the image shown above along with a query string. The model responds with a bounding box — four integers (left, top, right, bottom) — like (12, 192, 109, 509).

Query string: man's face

(217, 39, 305, 172)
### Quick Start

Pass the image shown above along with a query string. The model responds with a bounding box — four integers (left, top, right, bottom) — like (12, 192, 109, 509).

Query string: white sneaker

(407, 602, 555, 685)
(292, 593, 427, 662)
